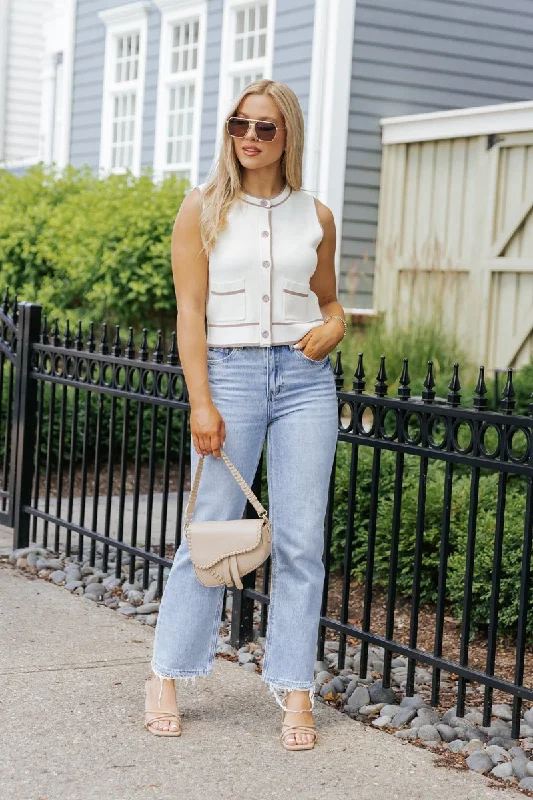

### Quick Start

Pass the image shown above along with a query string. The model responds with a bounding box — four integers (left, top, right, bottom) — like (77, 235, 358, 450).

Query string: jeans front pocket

(206, 347, 239, 364)
(292, 345, 330, 365)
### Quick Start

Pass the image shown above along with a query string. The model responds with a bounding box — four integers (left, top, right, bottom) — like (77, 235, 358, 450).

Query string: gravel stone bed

(6, 543, 533, 795)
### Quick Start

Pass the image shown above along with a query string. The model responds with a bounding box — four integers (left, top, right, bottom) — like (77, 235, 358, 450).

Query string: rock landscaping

(6, 542, 533, 795)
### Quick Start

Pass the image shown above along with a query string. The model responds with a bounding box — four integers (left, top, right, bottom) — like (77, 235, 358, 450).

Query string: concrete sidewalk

(1, 564, 520, 800)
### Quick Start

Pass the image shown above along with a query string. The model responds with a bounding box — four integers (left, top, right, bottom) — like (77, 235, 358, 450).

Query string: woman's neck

(240, 168, 285, 199)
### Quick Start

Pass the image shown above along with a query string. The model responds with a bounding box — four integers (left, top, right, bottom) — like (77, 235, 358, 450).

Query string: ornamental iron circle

(339, 401, 353, 432)
(507, 426, 530, 464)
(404, 411, 422, 445)
(356, 405, 375, 436)
(452, 420, 474, 454)
(479, 423, 500, 459)
(428, 415, 447, 450)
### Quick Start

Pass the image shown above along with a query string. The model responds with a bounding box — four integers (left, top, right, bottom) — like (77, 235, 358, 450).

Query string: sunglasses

(226, 116, 285, 143)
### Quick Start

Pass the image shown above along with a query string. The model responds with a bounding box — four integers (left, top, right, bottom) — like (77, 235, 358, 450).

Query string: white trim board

(152, 0, 207, 186)
(305, 0, 356, 281)
(381, 100, 533, 146)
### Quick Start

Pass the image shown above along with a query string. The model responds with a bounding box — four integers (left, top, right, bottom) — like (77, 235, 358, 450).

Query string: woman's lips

(242, 146, 262, 156)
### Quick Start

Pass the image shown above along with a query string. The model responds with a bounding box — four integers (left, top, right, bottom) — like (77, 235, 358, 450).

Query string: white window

(216, 0, 276, 146)
(153, 1, 207, 186)
(98, 2, 151, 176)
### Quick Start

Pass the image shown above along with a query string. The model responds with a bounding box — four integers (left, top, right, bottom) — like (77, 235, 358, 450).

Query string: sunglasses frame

(226, 116, 286, 143)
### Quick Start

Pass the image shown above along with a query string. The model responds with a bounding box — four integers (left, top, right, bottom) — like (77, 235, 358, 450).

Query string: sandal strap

(146, 711, 181, 722)
(280, 724, 317, 742)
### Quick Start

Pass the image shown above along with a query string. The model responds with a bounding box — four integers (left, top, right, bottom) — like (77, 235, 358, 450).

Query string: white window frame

(153, 0, 207, 186)
(98, 1, 151, 176)
(215, 0, 276, 154)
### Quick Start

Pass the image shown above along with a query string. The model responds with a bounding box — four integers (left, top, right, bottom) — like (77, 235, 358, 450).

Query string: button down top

(199, 182, 326, 347)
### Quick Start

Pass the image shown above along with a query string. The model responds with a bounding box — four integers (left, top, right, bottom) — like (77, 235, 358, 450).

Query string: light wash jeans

(151, 344, 338, 712)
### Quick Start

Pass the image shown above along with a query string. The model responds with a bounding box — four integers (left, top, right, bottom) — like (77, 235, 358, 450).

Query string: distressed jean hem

(150, 662, 211, 707)
(261, 674, 316, 713)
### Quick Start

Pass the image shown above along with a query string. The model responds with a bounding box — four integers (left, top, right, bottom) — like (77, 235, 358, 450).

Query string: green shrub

(0, 163, 187, 338)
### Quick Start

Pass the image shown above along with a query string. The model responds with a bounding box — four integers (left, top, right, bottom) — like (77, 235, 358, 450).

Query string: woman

(144, 79, 346, 750)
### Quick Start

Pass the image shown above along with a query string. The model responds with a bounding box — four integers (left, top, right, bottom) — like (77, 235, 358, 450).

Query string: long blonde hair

(199, 79, 304, 254)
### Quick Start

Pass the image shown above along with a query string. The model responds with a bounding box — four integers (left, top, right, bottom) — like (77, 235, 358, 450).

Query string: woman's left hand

(294, 318, 345, 361)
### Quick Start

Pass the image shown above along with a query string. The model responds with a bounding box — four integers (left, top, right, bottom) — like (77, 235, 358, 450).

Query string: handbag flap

(187, 518, 264, 569)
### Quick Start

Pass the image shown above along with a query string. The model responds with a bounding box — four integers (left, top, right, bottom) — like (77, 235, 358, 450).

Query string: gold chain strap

(184, 449, 268, 530)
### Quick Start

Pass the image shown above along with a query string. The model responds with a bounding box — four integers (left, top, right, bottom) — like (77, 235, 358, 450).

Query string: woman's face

(230, 93, 286, 172)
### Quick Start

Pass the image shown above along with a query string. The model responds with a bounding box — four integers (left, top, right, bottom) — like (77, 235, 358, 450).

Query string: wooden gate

(481, 132, 533, 370)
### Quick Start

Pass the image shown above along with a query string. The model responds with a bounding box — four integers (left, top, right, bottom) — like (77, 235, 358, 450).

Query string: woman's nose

(244, 122, 258, 140)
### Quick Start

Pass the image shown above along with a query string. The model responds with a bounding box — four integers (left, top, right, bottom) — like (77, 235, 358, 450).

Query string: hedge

(0, 163, 187, 337)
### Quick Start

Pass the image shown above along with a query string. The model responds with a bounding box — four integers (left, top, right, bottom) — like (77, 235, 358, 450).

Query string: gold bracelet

(324, 314, 347, 339)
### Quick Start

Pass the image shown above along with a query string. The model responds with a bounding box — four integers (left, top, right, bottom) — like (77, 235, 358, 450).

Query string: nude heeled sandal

(280, 709, 317, 751)
(144, 677, 182, 737)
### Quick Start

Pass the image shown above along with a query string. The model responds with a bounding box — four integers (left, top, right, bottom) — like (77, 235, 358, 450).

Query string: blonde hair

(199, 79, 304, 254)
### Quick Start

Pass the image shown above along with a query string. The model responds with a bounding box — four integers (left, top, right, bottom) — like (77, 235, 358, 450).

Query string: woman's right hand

(190, 401, 226, 458)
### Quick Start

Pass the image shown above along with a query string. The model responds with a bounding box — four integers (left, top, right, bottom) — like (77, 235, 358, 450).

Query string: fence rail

(2, 294, 533, 738)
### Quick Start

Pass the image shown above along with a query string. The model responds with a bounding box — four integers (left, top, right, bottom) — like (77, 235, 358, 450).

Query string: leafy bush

(0, 163, 187, 338)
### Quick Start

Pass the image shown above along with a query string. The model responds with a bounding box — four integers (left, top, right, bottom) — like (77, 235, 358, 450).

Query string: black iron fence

(2, 294, 533, 738)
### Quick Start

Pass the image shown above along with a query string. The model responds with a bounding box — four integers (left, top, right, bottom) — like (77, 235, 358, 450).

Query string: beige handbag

(184, 449, 272, 590)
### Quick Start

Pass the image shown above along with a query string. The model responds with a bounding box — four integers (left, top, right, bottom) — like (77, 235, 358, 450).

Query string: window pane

(235, 38, 243, 61)
(247, 36, 254, 59)
(258, 33, 266, 58)
(248, 7, 255, 31)
(259, 3, 267, 28)
(236, 10, 245, 34)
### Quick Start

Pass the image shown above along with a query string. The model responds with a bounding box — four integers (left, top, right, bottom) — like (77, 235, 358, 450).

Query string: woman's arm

(172, 188, 226, 457)
(311, 199, 346, 322)
(293, 199, 346, 359)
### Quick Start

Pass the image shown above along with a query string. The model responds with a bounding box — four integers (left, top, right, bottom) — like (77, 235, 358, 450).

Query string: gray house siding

(272, 0, 314, 129)
(342, 0, 533, 309)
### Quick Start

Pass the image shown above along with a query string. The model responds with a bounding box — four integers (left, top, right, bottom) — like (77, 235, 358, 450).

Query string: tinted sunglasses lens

(255, 122, 277, 141)
(227, 118, 249, 137)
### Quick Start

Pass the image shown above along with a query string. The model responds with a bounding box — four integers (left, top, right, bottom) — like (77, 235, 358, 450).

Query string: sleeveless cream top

(199, 182, 326, 347)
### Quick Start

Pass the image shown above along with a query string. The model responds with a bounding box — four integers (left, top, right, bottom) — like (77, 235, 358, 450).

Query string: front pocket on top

(282, 278, 310, 321)
(208, 276, 246, 322)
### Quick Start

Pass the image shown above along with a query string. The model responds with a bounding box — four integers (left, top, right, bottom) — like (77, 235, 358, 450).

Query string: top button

(262, 230, 269, 238)
(260, 199, 269, 207)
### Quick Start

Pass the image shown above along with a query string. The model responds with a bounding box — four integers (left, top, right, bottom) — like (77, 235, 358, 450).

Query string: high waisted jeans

(151, 344, 338, 711)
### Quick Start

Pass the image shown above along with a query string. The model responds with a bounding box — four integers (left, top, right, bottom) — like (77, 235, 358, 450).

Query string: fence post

(11, 303, 42, 550)
(230, 450, 264, 648)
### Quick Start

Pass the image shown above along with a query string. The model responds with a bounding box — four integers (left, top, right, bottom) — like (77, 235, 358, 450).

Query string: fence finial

(125, 327, 135, 359)
(375, 355, 388, 397)
(353, 352, 365, 394)
(422, 360, 436, 402)
(12, 294, 18, 325)
(100, 323, 109, 355)
(40, 315, 49, 345)
(74, 321, 83, 351)
(51, 318, 60, 347)
(398, 358, 411, 400)
(501, 368, 516, 414)
(447, 362, 461, 407)
(87, 322, 95, 353)
(333, 350, 344, 390)
(63, 319, 72, 349)
(167, 331, 178, 365)
(139, 328, 149, 361)
(473, 366, 487, 410)
(112, 325, 122, 357)
(2, 287, 9, 315)
(153, 330, 163, 363)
